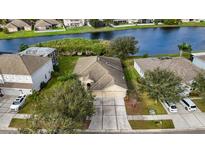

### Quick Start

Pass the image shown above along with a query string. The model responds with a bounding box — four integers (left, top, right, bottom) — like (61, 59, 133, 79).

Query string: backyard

(19, 56, 79, 114)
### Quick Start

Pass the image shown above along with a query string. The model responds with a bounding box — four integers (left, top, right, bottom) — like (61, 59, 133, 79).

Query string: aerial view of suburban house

(20, 47, 58, 65)
(63, 19, 85, 27)
(74, 56, 127, 97)
(191, 52, 205, 70)
(5, 19, 32, 32)
(134, 57, 202, 94)
(34, 19, 62, 31)
(0, 54, 53, 95)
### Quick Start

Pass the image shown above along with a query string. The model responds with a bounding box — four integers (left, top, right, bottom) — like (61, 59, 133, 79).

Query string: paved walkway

(128, 103, 205, 129)
(88, 97, 131, 130)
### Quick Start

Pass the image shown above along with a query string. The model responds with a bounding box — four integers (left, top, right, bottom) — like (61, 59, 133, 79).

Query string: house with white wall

(134, 57, 203, 95)
(63, 19, 85, 27)
(191, 52, 205, 70)
(0, 54, 53, 96)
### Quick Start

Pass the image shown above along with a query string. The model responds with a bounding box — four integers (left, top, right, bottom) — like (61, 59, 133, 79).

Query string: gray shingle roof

(134, 57, 203, 83)
(20, 47, 56, 57)
(6, 19, 31, 28)
(74, 56, 127, 90)
(0, 54, 50, 75)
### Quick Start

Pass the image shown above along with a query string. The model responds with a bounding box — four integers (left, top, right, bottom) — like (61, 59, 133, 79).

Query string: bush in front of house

(40, 81, 47, 89)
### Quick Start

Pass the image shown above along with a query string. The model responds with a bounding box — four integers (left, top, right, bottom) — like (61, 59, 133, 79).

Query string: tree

(178, 42, 192, 57)
(0, 19, 8, 25)
(89, 19, 105, 28)
(192, 73, 205, 98)
(3, 28, 9, 34)
(162, 19, 182, 25)
(138, 68, 185, 103)
(19, 43, 29, 52)
(109, 36, 138, 59)
(20, 79, 95, 134)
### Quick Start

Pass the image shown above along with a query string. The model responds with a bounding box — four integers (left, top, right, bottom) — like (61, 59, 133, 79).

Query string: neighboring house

(137, 19, 153, 24)
(191, 52, 205, 70)
(5, 19, 32, 32)
(0, 54, 53, 96)
(113, 19, 128, 25)
(20, 47, 58, 65)
(134, 57, 202, 94)
(182, 19, 201, 22)
(63, 19, 85, 27)
(128, 19, 139, 24)
(74, 56, 127, 97)
(34, 19, 62, 31)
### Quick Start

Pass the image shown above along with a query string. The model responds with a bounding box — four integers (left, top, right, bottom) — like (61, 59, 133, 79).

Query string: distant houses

(34, 19, 63, 31)
(5, 19, 32, 32)
(0, 54, 53, 95)
(63, 19, 85, 27)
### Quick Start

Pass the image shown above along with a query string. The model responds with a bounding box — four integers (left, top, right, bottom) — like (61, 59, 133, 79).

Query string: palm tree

(178, 42, 192, 57)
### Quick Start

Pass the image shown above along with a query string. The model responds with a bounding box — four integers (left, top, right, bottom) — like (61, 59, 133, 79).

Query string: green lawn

(9, 118, 29, 129)
(1, 22, 205, 40)
(19, 56, 79, 114)
(123, 58, 167, 115)
(192, 99, 205, 112)
(129, 120, 174, 129)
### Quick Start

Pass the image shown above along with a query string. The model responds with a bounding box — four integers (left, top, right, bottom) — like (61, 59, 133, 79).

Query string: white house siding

(31, 59, 53, 91)
(134, 61, 144, 77)
(7, 27, 18, 32)
(92, 85, 127, 97)
(192, 57, 205, 70)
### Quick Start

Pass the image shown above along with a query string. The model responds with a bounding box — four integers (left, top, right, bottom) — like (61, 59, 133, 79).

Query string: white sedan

(10, 95, 26, 111)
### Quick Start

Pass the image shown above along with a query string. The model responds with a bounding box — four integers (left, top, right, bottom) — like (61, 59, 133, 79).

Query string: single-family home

(20, 47, 58, 65)
(63, 19, 85, 27)
(134, 57, 202, 94)
(137, 19, 153, 24)
(34, 19, 62, 31)
(5, 19, 32, 32)
(0, 54, 53, 96)
(74, 56, 127, 97)
(113, 19, 128, 25)
(191, 52, 205, 70)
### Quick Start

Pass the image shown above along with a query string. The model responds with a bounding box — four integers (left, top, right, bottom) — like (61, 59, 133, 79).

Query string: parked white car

(164, 100, 178, 113)
(180, 98, 197, 111)
(10, 95, 26, 111)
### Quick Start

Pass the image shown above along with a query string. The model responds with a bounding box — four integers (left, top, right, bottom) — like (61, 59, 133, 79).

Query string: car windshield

(191, 106, 196, 108)
(13, 101, 20, 105)
(171, 106, 177, 109)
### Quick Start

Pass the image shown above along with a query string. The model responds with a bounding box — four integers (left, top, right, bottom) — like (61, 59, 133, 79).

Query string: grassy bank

(1, 22, 205, 40)
(192, 99, 205, 112)
(129, 120, 174, 129)
(35, 38, 109, 55)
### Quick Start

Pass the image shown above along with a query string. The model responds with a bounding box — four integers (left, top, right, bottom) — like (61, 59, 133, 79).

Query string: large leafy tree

(20, 79, 95, 134)
(89, 19, 105, 28)
(109, 36, 138, 59)
(178, 42, 192, 57)
(162, 19, 182, 25)
(192, 73, 205, 98)
(138, 68, 185, 103)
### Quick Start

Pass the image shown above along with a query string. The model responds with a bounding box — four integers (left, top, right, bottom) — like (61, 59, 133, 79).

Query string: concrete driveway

(0, 96, 17, 129)
(88, 97, 131, 130)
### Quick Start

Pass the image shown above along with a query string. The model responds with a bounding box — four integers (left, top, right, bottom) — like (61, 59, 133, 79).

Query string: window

(45, 74, 47, 79)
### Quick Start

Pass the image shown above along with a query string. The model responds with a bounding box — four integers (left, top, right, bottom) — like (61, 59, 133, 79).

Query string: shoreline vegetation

(1, 22, 205, 40)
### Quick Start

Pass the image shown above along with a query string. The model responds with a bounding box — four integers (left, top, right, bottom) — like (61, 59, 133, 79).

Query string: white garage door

(2, 88, 21, 96)
(92, 91, 127, 98)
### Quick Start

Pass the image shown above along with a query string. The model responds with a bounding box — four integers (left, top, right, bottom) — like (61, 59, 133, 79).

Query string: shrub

(40, 81, 47, 89)
(3, 28, 9, 34)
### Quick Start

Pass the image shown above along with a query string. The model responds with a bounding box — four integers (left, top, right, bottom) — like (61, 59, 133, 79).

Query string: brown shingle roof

(0, 54, 50, 75)
(34, 20, 52, 28)
(6, 19, 31, 28)
(74, 56, 127, 90)
(134, 57, 203, 84)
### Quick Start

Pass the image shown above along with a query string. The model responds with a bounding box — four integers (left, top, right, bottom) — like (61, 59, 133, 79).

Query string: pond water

(1, 27, 205, 55)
